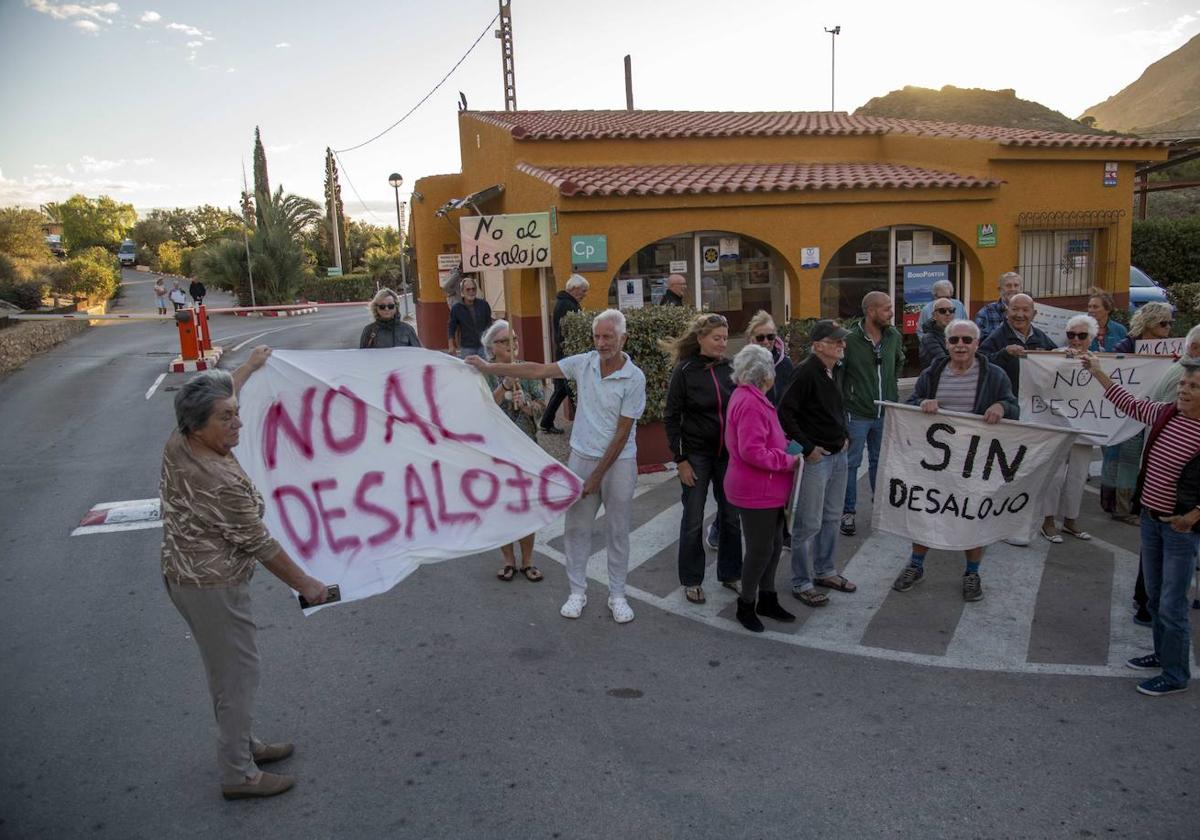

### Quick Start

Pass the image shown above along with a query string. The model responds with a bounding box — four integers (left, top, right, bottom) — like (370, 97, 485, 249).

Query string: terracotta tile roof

(516, 162, 1003, 197)
(467, 110, 1168, 148)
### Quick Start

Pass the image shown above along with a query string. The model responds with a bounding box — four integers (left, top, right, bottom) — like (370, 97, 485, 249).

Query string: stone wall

(0, 319, 88, 378)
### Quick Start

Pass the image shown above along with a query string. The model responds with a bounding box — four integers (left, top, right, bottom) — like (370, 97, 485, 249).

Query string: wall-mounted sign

(855, 251, 872, 265)
(902, 264, 949, 335)
(977, 224, 997, 248)
(326, 266, 342, 277)
(618, 277, 644, 310)
(460, 212, 552, 270)
(800, 246, 820, 269)
(719, 237, 740, 260)
(897, 241, 913, 265)
(1103, 162, 1118, 187)
(570, 235, 607, 272)
(701, 246, 720, 271)
(912, 230, 933, 263)
(669, 260, 688, 274)
(437, 254, 462, 270)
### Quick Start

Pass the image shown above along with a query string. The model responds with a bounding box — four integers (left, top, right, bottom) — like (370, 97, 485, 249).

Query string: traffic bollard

(175, 309, 200, 360)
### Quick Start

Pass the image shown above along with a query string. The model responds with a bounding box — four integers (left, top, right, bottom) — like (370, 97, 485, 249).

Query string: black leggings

(736, 506, 785, 603)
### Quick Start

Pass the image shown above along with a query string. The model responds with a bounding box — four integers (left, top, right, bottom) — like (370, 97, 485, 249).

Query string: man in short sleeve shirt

(467, 309, 646, 624)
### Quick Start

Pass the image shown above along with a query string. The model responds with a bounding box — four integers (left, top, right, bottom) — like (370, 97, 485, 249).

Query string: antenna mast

(496, 1, 517, 111)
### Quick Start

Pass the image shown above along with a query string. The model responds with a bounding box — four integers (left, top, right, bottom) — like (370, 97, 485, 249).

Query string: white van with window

(118, 239, 137, 267)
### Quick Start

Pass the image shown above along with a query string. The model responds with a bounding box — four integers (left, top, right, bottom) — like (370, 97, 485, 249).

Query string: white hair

(999, 271, 1022, 288)
(1065, 314, 1099, 340)
(565, 274, 589, 293)
(592, 308, 626, 336)
(1186, 324, 1200, 357)
(480, 319, 511, 360)
(946, 319, 980, 339)
(932, 279, 954, 297)
(731, 344, 774, 387)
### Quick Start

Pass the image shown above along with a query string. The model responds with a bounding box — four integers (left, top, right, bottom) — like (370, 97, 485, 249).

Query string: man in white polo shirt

(466, 309, 646, 623)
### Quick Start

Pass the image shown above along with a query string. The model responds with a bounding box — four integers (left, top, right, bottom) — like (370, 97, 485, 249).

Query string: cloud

(185, 40, 202, 48)
(0, 166, 166, 207)
(165, 21, 201, 36)
(275, 41, 291, 48)
(139, 10, 159, 22)
(1117, 10, 1200, 47)
(266, 143, 294, 153)
(79, 155, 155, 173)
(226, 67, 237, 73)
(73, 18, 100, 32)
(24, 1, 119, 25)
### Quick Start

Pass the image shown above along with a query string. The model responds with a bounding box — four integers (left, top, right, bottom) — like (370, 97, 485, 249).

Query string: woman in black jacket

(664, 313, 742, 604)
(359, 287, 421, 348)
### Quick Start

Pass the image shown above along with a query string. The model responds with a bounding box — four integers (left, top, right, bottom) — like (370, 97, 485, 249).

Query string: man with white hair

(974, 271, 1023, 342)
(660, 274, 687, 306)
(467, 309, 646, 624)
(917, 279, 966, 339)
(978, 292, 1057, 399)
(540, 274, 590, 434)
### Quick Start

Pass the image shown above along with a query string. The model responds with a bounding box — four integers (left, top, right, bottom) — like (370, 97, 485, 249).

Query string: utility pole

(240, 159, 257, 307)
(327, 152, 343, 272)
(824, 26, 841, 111)
(624, 55, 634, 110)
(496, 0, 517, 111)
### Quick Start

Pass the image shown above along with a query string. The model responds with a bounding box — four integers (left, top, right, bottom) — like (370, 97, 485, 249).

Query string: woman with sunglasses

(919, 297, 957, 368)
(359, 287, 421, 348)
(1101, 301, 1175, 524)
(744, 310, 794, 405)
(1039, 314, 1100, 543)
(664, 312, 742, 604)
(481, 320, 546, 582)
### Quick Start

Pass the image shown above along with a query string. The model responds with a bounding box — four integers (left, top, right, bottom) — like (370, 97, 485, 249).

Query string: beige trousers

(167, 580, 263, 785)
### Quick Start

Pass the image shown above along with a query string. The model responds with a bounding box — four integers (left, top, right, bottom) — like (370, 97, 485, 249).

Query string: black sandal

(497, 565, 516, 581)
(519, 565, 543, 582)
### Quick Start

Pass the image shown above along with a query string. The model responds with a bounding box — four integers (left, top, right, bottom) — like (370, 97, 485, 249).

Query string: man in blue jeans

(839, 291, 905, 537)
(777, 320, 856, 607)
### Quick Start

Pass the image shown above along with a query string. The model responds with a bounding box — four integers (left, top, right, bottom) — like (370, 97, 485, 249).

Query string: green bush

(54, 247, 120, 302)
(0, 279, 48, 310)
(560, 305, 697, 425)
(1167, 282, 1200, 337)
(778, 317, 825, 364)
(298, 273, 376, 302)
(1131, 218, 1200, 287)
(158, 240, 189, 275)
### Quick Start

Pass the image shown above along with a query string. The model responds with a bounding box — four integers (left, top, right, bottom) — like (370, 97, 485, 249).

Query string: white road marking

(799, 531, 912, 645)
(944, 540, 1048, 667)
(145, 372, 167, 400)
(72, 520, 163, 537)
(89, 498, 160, 511)
(229, 322, 314, 352)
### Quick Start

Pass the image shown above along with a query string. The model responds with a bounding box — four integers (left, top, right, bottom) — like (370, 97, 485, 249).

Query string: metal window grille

(1016, 211, 1122, 298)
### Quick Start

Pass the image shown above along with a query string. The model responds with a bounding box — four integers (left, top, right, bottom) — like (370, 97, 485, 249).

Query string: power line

(333, 13, 500, 154)
(332, 150, 387, 224)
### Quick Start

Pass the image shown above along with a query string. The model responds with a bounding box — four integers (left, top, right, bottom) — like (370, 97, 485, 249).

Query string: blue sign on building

(902, 264, 949, 304)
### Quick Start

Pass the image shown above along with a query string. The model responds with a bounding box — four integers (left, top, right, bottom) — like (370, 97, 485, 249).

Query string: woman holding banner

(1086, 289, 1127, 352)
(1101, 302, 1175, 524)
(723, 344, 800, 632)
(481, 320, 546, 582)
(1081, 353, 1200, 697)
(160, 348, 331, 800)
(892, 320, 1017, 602)
(1039, 315, 1100, 543)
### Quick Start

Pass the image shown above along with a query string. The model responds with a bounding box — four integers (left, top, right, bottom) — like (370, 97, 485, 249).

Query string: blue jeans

(677, 454, 742, 586)
(844, 414, 884, 515)
(791, 448, 849, 591)
(1139, 511, 1200, 687)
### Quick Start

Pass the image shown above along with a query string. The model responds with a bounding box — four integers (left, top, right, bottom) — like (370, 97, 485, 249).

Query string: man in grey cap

(776, 319, 857, 608)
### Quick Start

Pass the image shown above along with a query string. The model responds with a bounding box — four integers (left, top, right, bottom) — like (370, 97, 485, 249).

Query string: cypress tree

(253, 127, 270, 228)
(323, 147, 348, 269)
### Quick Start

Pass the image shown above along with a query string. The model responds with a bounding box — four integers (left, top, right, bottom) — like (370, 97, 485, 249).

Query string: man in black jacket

(539, 274, 589, 434)
(777, 320, 856, 608)
(978, 293, 1057, 398)
(659, 274, 687, 306)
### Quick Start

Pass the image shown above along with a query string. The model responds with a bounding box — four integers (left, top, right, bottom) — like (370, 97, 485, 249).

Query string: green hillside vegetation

(1080, 33, 1200, 136)
(855, 85, 1107, 133)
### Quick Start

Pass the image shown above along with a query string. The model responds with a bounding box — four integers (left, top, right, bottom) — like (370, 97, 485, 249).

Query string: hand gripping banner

(237, 349, 582, 610)
(1019, 351, 1177, 446)
(871, 403, 1078, 551)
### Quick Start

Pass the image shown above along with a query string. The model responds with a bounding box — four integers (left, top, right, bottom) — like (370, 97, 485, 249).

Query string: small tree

(56, 194, 137, 253)
(253, 126, 271, 228)
(0, 208, 52, 260)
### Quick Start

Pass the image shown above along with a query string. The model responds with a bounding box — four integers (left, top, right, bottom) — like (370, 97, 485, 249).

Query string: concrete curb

(232, 307, 318, 318)
(169, 346, 223, 372)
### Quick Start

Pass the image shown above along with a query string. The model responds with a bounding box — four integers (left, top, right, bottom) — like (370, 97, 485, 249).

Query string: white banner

(871, 403, 1077, 551)
(459, 212, 552, 270)
(237, 349, 582, 611)
(1031, 303, 1081, 346)
(1019, 351, 1178, 445)
(1136, 337, 1186, 357)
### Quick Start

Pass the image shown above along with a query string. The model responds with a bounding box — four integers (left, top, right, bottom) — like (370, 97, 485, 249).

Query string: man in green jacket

(839, 291, 906, 536)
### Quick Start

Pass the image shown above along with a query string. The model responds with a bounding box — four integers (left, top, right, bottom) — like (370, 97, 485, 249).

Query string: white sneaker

(608, 596, 635, 624)
(560, 593, 587, 619)
(1003, 536, 1031, 547)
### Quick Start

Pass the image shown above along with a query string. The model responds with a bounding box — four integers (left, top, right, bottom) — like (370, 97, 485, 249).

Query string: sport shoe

(1136, 675, 1188, 697)
(560, 593, 587, 619)
(1126, 653, 1160, 670)
(892, 564, 924, 592)
(705, 522, 719, 551)
(1133, 606, 1153, 626)
(840, 513, 856, 536)
(962, 572, 984, 602)
(608, 596, 635, 624)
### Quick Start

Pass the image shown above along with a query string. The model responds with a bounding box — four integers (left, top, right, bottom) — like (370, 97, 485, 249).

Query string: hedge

(1167, 282, 1200, 337)
(298, 273, 377, 302)
(559, 305, 696, 425)
(1131, 218, 1200, 287)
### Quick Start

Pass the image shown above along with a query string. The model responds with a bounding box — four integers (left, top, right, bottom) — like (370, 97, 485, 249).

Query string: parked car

(1129, 265, 1169, 310)
(117, 239, 137, 267)
(44, 234, 66, 259)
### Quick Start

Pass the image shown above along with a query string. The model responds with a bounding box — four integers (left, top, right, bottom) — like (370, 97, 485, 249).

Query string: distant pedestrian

(360, 287, 421, 348)
(447, 276, 492, 358)
(169, 282, 187, 312)
(974, 271, 1024, 342)
(916, 279, 966, 339)
(154, 278, 168, 315)
(659, 274, 687, 306)
(540, 274, 588, 435)
(160, 348, 331, 800)
(189, 280, 207, 307)
(1086, 288, 1127, 352)
(919, 297, 956, 368)
(466, 309, 646, 624)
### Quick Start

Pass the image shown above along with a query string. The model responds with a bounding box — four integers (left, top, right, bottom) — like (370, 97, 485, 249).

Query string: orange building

(411, 110, 1168, 363)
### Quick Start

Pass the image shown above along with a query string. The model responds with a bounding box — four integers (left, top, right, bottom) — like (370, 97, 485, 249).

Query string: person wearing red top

(723, 344, 802, 632)
(1083, 354, 1200, 697)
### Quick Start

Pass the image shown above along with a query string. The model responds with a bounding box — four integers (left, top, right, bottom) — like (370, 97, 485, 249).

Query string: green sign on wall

(977, 224, 997, 248)
(571, 235, 608, 272)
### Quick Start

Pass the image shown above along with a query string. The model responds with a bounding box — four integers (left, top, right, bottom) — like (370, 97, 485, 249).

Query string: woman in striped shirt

(1082, 354, 1200, 697)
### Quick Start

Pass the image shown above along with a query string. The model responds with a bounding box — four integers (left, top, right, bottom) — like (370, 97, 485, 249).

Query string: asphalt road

(0, 271, 1197, 839)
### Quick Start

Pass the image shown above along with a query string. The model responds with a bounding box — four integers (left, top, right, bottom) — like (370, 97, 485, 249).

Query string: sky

(1, 0, 1198, 226)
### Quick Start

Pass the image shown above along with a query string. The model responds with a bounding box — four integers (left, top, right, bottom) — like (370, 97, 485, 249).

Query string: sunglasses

(1065, 331, 1090, 340)
(1159, 320, 1174, 328)
(947, 335, 975, 345)
(935, 307, 955, 315)
(377, 303, 396, 310)
(704, 314, 728, 326)
(753, 333, 778, 343)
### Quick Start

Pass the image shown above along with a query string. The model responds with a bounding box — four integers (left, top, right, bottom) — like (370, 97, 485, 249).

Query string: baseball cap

(809, 319, 849, 342)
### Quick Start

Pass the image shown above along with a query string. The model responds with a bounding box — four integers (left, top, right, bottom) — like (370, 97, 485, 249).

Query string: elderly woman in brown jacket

(160, 346, 330, 800)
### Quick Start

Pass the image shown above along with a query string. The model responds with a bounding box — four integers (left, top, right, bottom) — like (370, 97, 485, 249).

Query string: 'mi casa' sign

(459, 212, 552, 270)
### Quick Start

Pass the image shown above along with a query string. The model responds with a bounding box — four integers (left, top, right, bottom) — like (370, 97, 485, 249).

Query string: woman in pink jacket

(724, 344, 802, 632)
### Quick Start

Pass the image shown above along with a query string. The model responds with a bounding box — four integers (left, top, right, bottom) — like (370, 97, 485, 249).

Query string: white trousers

(1043, 443, 1095, 521)
(563, 452, 637, 598)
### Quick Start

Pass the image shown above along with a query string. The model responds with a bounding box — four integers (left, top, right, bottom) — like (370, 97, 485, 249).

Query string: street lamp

(824, 26, 841, 111)
(388, 172, 410, 319)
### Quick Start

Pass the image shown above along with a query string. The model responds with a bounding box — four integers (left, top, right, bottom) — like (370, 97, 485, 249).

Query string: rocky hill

(855, 85, 1103, 133)
(1080, 33, 1200, 136)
